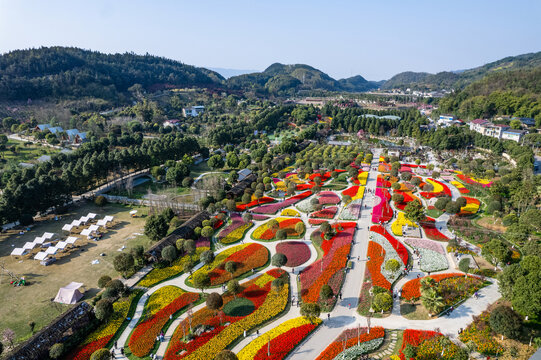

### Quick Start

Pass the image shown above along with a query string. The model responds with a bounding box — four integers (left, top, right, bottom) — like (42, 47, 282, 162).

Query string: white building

(183, 106, 205, 117)
(501, 129, 526, 142)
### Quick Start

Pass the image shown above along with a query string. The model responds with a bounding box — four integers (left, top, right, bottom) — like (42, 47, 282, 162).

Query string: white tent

(71, 220, 82, 227)
(88, 225, 100, 232)
(34, 236, 45, 244)
(129, 210, 138, 215)
(62, 224, 74, 232)
(45, 247, 59, 255)
(96, 219, 107, 227)
(103, 215, 114, 222)
(22, 242, 36, 250)
(56, 241, 68, 249)
(87, 213, 97, 219)
(10, 248, 26, 256)
(54, 282, 84, 304)
(34, 251, 48, 260)
(79, 216, 89, 224)
(80, 229, 92, 237)
(42, 232, 55, 239)
(65, 236, 79, 244)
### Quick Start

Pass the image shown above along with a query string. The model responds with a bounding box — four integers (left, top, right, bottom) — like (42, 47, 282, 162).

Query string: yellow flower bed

(426, 178, 444, 193)
(237, 316, 320, 360)
(281, 208, 300, 217)
(450, 180, 465, 189)
(285, 174, 305, 184)
(81, 293, 134, 345)
(139, 247, 208, 287)
(391, 212, 417, 236)
(469, 176, 491, 185)
(146, 286, 185, 317)
(221, 223, 252, 244)
(274, 180, 287, 191)
(190, 244, 248, 280)
(461, 201, 480, 214)
(352, 186, 365, 201)
(252, 217, 296, 239)
(254, 273, 276, 287)
(183, 283, 290, 360)
(357, 172, 368, 186)
(379, 156, 386, 162)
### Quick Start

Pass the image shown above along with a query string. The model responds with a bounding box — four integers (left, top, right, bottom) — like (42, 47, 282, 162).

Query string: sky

(1, 0, 540, 80)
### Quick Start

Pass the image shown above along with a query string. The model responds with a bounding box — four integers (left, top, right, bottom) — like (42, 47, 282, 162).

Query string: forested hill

(381, 51, 541, 91)
(226, 63, 381, 94)
(0, 47, 224, 102)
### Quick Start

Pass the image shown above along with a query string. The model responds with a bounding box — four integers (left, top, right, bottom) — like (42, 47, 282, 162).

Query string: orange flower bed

(257, 218, 303, 240)
(367, 242, 391, 290)
(315, 327, 385, 360)
(208, 244, 269, 285)
(401, 273, 465, 300)
(400, 329, 441, 360)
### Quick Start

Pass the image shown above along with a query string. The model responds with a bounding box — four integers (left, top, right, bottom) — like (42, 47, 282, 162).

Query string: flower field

(459, 311, 504, 354)
(252, 191, 312, 214)
(318, 191, 341, 205)
(315, 327, 385, 360)
(393, 190, 421, 211)
(340, 199, 362, 220)
(310, 206, 338, 219)
(236, 196, 275, 211)
(456, 173, 492, 188)
(276, 241, 311, 267)
(372, 188, 393, 223)
(164, 270, 289, 360)
(252, 217, 304, 240)
(404, 238, 448, 272)
(391, 212, 417, 236)
(370, 225, 408, 265)
(366, 241, 391, 290)
(420, 178, 452, 199)
(309, 218, 328, 225)
(368, 232, 403, 286)
(376, 174, 397, 188)
(342, 185, 365, 202)
(281, 208, 300, 217)
(450, 180, 470, 194)
(139, 248, 208, 287)
(129, 287, 199, 357)
(419, 217, 449, 241)
(353, 171, 368, 185)
(217, 213, 253, 244)
(237, 317, 321, 360)
(458, 197, 480, 216)
(190, 243, 269, 286)
(400, 273, 482, 301)
(399, 329, 441, 360)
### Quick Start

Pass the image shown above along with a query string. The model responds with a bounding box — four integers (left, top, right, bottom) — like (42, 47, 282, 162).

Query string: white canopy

(54, 282, 84, 304)
(34, 251, 48, 260)
(62, 224, 74, 232)
(65, 236, 79, 244)
(42, 232, 55, 239)
(22, 242, 36, 250)
(88, 225, 100, 232)
(71, 220, 82, 227)
(103, 215, 114, 222)
(45, 247, 59, 255)
(10, 248, 26, 256)
(86, 213, 97, 219)
(79, 216, 89, 223)
(56, 241, 68, 249)
(129, 210, 138, 215)
(34, 236, 45, 244)
(80, 229, 92, 237)
(96, 219, 107, 227)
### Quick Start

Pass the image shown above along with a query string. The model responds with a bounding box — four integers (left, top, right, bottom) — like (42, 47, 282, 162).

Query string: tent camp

(88, 225, 99, 232)
(22, 242, 36, 250)
(62, 224, 74, 232)
(65, 236, 79, 244)
(96, 219, 107, 227)
(87, 213, 97, 219)
(56, 241, 68, 249)
(71, 220, 82, 227)
(10, 248, 26, 256)
(34, 252, 48, 261)
(42, 232, 55, 240)
(54, 282, 84, 304)
(34, 236, 45, 244)
(80, 229, 92, 237)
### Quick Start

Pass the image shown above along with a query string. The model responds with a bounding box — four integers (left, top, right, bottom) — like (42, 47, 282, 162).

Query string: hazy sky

(1, 0, 540, 80)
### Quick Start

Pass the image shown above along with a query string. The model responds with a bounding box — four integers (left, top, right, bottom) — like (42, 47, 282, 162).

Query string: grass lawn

(426, 208, 444, 218)
(476, 215, 506, 233)
(400, 301, 430, 320)
(0, 139, 59, 168)
(0, 202, 153, 344)
(107, 179, 192, 200)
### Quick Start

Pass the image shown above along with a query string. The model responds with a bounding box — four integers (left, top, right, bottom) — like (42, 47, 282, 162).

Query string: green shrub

(94, 195, 107, 207)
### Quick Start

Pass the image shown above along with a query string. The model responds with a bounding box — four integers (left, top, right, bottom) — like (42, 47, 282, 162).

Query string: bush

(372, 292, 392, 312)
(458, 258, 471, 273)
(502, 213, 518, 226)
(102, 287, 118, 299)
(271, 253, 287, 268)
(391, 182, 401, 190)
(300, 302, 321, 321)
(489, 306, 523, 339)
(401, 172, 412, 181)
(214, 350, 238, 360)
(94, 196, 107, 207)
(94, 299, 113, 321)
(486, 201, 501, 215)
(162, 245, 178, 264)
(392, 193, 404, 204)
(49, 343, 64, 359)
(456, 197, 467, 208)
(19, 213, 34, 226)
(385, 259, 400, 272)
(206, 293, 224, 311)
(320, 284, 334, 300)
(90, 348, 111, 360)
(106, 279, 125, 294)
(113, 253, 134, 276)
(445, 201, 461, 214)
(434, 197, 451, 211)
(98, 275, 112, 288)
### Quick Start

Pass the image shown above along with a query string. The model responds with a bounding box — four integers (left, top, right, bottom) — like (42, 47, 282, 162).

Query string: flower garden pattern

(399, 329, 441, 360)
(217, 213, 253, 244)
(458, 197, 480, 216)
(252, 217, 304, 241)
(310, 206, 338, 219)
(420, 178, 452, 199)
(450, 180, 470, 194)
(391, 212, 417, 236)
(252, 191, 312, 214)
(419, 217, 449, 241)
(315, 327, 385, 360)
(404, 238, 448, 272)
(276, 241, 311, 267)
(456, 173, 492, 188)
(372, 188, 393, 223)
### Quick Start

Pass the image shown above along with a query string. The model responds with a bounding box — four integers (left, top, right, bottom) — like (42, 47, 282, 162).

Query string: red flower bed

(315, 327, 385, 360)
(309, 173, 330, 182)
(276, 241, 311, 267)
(370, 225, 408, 265)
(420, 217, 449, 241)
(352, 170, 367, 184)
(129, 292, 200, 357)
(253, 323, 318, 360)
(252, 191, 312, 214)
(367, 242, 391, 290)
(401, 273, 465, 300)
(376, 174, 391, 188)
(208, 243, 268, 285)
(309, 218, 327, 225)
(420, 178, 452, 199)
(342, 185, 360, 197)
(458, 187, 470, 194)
(457, 174, 492, 188)
(393, 190, 420, 211)
(66, 336, 112, 360)
(237, 197, 275, 211)
(318, 191, 341, 205)
(258, 218, 303, 240)
(296, 183, 313, 191)
(400, 329, 441, 360)
(310, 206, 338, 219)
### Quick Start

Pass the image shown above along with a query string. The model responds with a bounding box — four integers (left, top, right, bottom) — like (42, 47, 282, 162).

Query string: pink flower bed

(252, 191, 312, 214)
(370, 225, 409, 265)
(276, 241, 311, 267)
(217, 213, 245, 241)
(310, 206, 338, 219)
(403, 237, 445, 255)
(318, 191, 340, 205)
(372, 187, 393, 223)
(309, 219, 328, 225)
(399, 166, 413, 172)
(252, 214, 270, 221)
(195, 237, 211, 248)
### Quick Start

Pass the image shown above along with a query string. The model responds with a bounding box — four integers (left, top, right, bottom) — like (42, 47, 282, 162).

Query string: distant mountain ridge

(381, 51, 541, 91)
(208, 67, 259, 79)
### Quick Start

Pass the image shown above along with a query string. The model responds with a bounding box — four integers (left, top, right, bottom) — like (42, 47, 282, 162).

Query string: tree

(434, 197, 451, 211)
(385, 259, 400, 272)
(162, 208, 175, 222)
(241, 192, 251, 204)
(242, 212, 253, 224)
(90, 348, 111, 360)
(214, 350, 238, 360)
(113, 253, 134, 276)
(162, 245, 177, 264)
(272, 253, 288, 268)
(183, 260, 195, 275)
(391, 182, 401, 190)
(207, 155, 225, 170)
(295, 221, 305, 235)
(268, 219, 279, 234)
(144, 214, 169, 241)
(275, 228, 287, 241)
(489, 305, 523, 339)
(320, 221, 331, 235)
(510, 119, 522, 129)
(458, 258, 471, 273)
(445, 201, 461, 214)
(401, 172, 413, 181)
(391, 193, 404, 204)
(106, 279, 125, 296)
(201, 226, 214, 238)
(206, 292, 224, 312)
(499, 256, 541, 318)
(456, 197, 467, 208)
(192, 271, 211, 292)
(131, 245, 145, 265)
(200, 250, 215, 266)
(98, 275, 112, 288)
(225, 261, 237, 278)
(421, 288, 444, 314)
(320, 284, 334, 301)
(94, 299, 113, 321)
(481, 239, 510, 265)
(372, 292, 393, 312)
(94, 195, 107, 207)
(49, 343, 64, 359)
(342, 194, 352, 204)
(184, 239, 196, 256)
(404, 201, 425, 224)
(300, 303, 321, 323)
(227, 279, 240, 297)
(271, 278, 284, 292)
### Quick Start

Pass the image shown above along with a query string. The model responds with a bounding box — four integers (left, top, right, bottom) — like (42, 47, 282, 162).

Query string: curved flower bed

(340, 199, 362, 220)
(315, 327, 385, 360)
(353, 171, 368, 185)
(310, 206, 338, 219)
(309, 218, 328, 225)
(456, 173, 492, 188)
(190, 243, 269, 286)
(252, 191, 312, 214)
(65, 293, 137, 360)
(276, 241, 311, 267)
(391, 212, 417, 236)
(401, 273, 480, 300)
(404, 238, 448, 272)
(370, 225, 408, 265)
(399, 329, 441, 360)
(164, 270, 289, 360)
(236, 197, 275, 211)
(459, 311, 504, 354)
(378, 163, 391, 173)
(450, 180, 470, 194)
(367, 242, 391, 290)
(419, 217, 449, 241)
(237, 317, 321, 360)
(458, 197, 480, 216)
(420, 178, 452, 199)
(372, 188, 393, 223)
(252, 217, 304, 241)
(217, 213, 253, 244)
(252, 214, 269, 221)
(393, 190, 421, 211)
(334, 338, 384, 360)
(376, 174, 395, 188)
(281, 208, 300, 217)
(318, 191, 341, 205)
(129, 288, 199, 357)
(342, 186, 365, 202)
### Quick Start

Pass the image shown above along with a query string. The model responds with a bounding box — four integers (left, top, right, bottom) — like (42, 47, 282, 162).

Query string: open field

(0, 202, 152, 343)
(0, 139, 59, 169)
